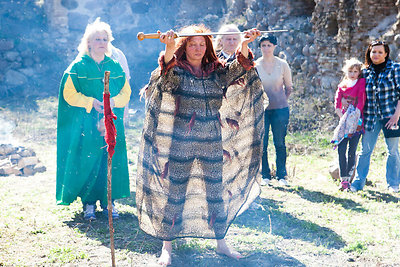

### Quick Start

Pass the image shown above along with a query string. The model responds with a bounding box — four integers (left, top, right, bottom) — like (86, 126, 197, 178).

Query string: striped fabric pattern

(136, 60, 265, 241)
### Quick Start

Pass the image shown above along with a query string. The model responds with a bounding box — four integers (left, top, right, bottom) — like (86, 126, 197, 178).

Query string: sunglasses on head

(371, 40, 386, 46)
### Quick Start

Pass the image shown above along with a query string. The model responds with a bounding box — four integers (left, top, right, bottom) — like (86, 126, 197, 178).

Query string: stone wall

(312, 0, 400, 92)
(0, 1, 51, 98)
(58, 0, 190, 95)
(1, 0, 400, 125)
(0, 0, 227, 99)
(223, 0, 400, 130)
(226, 0, 317, 90)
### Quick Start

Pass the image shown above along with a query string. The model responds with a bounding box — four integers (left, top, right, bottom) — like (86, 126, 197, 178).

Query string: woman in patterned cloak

(136, 25, 264, 265)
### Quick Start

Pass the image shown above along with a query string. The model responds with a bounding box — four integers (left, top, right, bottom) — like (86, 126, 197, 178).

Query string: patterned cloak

(136, 53, 265, 240)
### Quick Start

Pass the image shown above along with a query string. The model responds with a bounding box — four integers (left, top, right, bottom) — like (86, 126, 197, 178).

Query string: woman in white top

(255, 34, 293, 186)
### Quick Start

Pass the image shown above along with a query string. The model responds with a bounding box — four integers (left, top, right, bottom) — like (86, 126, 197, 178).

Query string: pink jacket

(335, 78, 366, 114)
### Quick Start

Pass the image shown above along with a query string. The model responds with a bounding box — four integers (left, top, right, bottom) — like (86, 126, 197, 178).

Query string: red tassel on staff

(103, 71, 116, 267)
(104, 90, 117, 157)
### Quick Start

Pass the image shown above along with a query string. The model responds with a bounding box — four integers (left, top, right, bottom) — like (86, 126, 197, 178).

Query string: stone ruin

(223, 0, 400, 130)
(0, 0, 227, 98)
(2, 0, 400, 97)
(0, 144, 46, 176)
(2, 0, 400, 130)
(228, 0, 400, 93)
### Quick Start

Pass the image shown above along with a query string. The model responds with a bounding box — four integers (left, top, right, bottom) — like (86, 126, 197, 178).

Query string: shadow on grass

(170, 249, 305, 267)
(64, 191, 163, 256)
(274, 186, 368, 213)
(117, 190, 137, 207)
(63, 191, 305, 266)
(234, 198, 346, 250)
(362, 189, 399, 203)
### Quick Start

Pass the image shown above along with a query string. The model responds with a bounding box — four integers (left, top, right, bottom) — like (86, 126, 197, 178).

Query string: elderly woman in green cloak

(56, 18, 131, 220)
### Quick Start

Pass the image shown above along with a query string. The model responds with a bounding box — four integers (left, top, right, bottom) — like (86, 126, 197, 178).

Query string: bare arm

(240, 28, 261, 58)
(387, 66, 400, 129)
(283, 62, 293, 99)
(285, 86, 293, 99)
(159, 30, 176, 64)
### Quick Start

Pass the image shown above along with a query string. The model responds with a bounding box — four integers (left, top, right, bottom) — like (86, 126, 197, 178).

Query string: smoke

(0, 118, 18, 146)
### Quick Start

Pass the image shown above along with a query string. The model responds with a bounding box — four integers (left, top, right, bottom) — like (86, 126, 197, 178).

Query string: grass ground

(0, 97, 399, 266)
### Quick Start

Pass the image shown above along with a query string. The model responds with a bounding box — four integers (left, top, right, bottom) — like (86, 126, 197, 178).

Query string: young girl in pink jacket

(333, 58, 366, 190)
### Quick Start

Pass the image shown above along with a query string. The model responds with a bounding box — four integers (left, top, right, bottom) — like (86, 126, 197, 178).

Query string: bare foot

(216, 239, 243, 260)
(158, 241, 172, 266)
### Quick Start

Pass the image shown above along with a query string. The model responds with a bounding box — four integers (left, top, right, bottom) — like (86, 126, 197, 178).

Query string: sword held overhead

(137, 29, 288, 41)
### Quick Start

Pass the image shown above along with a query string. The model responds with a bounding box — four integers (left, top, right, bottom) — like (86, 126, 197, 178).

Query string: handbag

(381, 118, 400, 138)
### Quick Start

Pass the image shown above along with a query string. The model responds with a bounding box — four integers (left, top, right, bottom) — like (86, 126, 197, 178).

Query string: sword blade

(177, 29, 288, 37)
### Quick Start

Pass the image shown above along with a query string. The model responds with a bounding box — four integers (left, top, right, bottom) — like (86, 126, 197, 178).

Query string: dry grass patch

(0, 97, 399, 266)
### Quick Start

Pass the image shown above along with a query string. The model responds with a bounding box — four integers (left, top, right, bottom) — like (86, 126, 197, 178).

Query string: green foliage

(48, 247, 87, 264)
(30, 229, 46, 235)
(344, 241, 368, 254)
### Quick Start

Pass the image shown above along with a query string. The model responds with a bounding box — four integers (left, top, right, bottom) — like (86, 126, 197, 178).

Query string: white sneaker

(261, 178, 271, 186)
(388, 186, 399, 193)
(278, 179, 289, 186)
(350, 186, 357, 193)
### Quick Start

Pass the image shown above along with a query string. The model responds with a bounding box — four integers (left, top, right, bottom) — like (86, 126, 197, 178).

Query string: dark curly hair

(259, 34, 277, 47)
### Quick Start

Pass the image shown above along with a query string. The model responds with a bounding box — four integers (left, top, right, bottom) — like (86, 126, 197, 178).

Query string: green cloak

(56, 55, 130, 205)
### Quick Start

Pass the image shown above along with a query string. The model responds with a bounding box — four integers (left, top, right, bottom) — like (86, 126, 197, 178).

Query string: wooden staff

(137, 29, 288, 41)
(104, 71, 116, 267)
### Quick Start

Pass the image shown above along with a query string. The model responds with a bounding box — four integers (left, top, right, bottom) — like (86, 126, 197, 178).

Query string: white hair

(77, 17, 114, 57)
(215, 24, 242, 52)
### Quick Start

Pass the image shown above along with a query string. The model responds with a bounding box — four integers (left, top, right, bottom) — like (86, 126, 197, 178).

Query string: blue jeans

(352, 119, 400, 190)
(262, 107, 289, 180)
